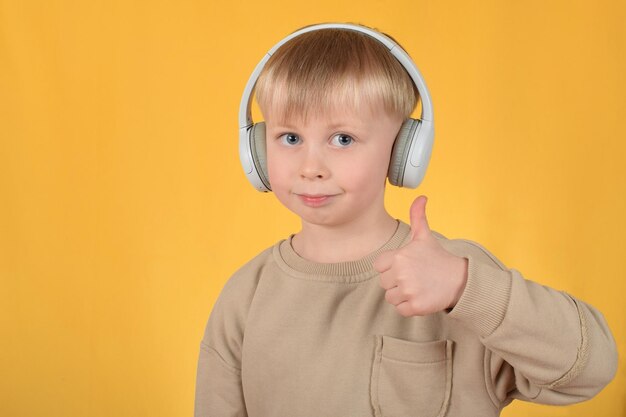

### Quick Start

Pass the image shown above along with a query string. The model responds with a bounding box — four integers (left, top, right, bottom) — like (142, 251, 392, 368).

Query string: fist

(373, 196, 468, 317)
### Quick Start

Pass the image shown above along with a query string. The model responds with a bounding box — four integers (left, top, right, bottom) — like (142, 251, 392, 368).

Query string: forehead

(263, 96, 388, 128)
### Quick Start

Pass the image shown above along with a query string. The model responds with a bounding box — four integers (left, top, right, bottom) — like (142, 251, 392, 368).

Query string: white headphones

(238, 23, 434, 192)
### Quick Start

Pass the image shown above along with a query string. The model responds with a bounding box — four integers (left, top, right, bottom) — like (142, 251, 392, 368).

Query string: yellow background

(1, 0, 624, 415)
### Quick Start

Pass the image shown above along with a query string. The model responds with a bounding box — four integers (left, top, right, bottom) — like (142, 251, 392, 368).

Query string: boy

(195, 23, 617, 416)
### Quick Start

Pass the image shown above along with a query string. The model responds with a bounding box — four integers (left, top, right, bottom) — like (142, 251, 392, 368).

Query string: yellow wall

(1, 0, 624, 415)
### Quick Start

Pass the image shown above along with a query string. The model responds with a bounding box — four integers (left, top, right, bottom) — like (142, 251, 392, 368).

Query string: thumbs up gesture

(373, 196, 469, 317)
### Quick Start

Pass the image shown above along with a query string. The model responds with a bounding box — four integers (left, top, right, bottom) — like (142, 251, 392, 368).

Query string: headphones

(238, 23, 434, 192)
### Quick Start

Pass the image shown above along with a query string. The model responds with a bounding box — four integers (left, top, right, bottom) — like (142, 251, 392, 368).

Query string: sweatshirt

(194, 221, 617, 416)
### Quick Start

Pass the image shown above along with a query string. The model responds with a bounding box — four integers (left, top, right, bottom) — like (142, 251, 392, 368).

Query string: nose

(300, 146, 329, 180)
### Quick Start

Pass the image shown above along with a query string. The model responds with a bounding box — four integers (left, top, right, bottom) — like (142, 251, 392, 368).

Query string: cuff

(447, 254, 512, 337)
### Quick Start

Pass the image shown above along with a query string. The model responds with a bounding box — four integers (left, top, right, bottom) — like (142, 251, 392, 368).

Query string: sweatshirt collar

(273, 220, 411, 283)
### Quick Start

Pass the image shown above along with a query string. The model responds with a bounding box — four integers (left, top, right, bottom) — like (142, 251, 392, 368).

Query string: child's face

(265, 103, 403, 229)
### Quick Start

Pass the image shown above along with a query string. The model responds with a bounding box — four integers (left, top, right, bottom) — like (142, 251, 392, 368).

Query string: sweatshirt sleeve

(194, 290, 248, 417)
(193, 248, 270, 417)
(445, 239, 618, 407)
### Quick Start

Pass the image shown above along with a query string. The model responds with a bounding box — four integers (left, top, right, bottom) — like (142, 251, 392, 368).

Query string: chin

(299, 211, 353, 228)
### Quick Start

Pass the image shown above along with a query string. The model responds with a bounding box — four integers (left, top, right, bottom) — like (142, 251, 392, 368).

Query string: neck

(291, 210, 399, 263)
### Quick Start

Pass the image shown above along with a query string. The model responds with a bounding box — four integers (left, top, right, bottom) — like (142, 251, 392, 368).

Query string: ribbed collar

(272, 220, 411, 284)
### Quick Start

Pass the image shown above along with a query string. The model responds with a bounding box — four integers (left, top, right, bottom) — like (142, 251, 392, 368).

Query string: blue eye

(331, 134, 354, 147)
(279, 133, 301, 146)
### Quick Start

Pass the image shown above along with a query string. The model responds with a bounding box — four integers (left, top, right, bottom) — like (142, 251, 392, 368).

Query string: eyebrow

(272, 123, 299, 130)
(272, 122, 358, 131)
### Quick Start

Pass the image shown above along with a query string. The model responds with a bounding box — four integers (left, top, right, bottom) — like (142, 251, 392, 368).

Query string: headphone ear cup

(388, 118, 420, 187)
(250, 122, 271, 190)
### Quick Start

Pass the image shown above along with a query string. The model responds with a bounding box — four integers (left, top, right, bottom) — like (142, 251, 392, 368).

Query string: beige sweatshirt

(194, 221, 617, 416)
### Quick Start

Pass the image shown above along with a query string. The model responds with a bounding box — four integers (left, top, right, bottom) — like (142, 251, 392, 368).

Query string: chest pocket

(370, 336, 453, 417)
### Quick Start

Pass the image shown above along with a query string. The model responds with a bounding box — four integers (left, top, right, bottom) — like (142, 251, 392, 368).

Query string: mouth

(296, 193, 337, 207)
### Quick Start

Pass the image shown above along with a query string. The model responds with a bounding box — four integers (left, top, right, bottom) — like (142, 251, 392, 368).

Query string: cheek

(266, 149, 282, 179)
(267, 152, 292, 192)
(341, 156, 389, 194)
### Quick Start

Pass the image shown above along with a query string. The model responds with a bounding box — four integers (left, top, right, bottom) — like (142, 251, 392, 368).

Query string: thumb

(409, 195, 431, 240)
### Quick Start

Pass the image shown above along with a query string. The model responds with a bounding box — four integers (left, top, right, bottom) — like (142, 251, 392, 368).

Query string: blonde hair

(254, 24, 419, 124)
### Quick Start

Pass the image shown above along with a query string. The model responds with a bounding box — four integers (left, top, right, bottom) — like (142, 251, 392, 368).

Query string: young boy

(194, 23, 617, 416)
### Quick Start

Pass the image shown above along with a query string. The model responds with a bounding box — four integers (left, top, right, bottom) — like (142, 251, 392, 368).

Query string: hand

(373, 196, 468, 317)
